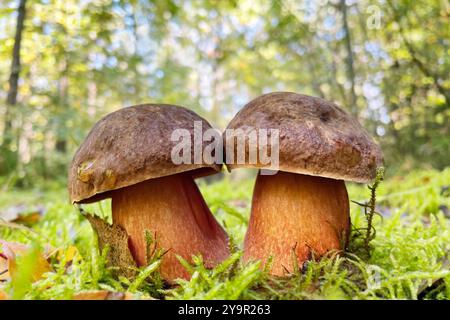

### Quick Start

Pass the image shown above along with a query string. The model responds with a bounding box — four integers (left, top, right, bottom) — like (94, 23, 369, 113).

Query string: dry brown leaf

(73, 290, 137, 300)
(13, 212, 42, 226)
(85, 214, 136, 279)
(0, 204, 44, 226)
(0, 240, 52, 282)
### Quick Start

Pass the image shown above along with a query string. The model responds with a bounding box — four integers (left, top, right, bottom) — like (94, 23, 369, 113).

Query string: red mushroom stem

(243, 171, 350, 275)
(111, 172, 230, 281)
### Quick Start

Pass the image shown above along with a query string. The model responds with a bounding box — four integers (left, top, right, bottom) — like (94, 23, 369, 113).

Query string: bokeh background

(0, 0, 449, 187)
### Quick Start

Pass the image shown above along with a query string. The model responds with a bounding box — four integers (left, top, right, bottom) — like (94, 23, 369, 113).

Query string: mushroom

(69, 104, 230, 281)
(225, 92, 383, 275)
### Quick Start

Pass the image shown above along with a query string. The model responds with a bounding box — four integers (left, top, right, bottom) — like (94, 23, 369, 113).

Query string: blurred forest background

(0, 0, 448, 189)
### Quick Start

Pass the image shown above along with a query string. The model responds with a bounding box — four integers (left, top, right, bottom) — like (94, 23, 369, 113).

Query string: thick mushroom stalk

(112, 172, 230, 281)
(243, 171, 349, 275)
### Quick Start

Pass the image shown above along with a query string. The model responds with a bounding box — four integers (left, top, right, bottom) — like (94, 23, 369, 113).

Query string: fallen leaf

(0, 253, 7, 282)
(0, 289, 8, 300)
(13, 212, 42, 226)
(0, 204, 45, 226)
(55, 245, 79, 266)
(73, 290, 137, 300)
(1, 241, 29, 281)
(0, 240, 52, 282)
(84, 214, 136, 279)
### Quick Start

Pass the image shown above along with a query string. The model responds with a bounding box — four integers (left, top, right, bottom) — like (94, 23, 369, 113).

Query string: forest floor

(0, 168, 449, 300)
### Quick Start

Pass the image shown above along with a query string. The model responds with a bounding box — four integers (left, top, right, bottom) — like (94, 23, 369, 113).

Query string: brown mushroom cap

(69, 104, 221, 203)
(225, 92, 383, 183)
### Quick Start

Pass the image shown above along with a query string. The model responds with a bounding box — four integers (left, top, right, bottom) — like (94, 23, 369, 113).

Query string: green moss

(1, 168, 449, 299)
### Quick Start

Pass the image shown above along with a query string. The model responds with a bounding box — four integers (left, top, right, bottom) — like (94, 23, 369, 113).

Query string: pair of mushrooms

(69, 92, 382, 281)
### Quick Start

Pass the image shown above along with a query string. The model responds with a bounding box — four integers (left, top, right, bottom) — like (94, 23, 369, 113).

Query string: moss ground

(0, 168, 449, 299)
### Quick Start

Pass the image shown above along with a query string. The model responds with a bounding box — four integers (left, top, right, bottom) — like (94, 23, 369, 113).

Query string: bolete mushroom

(69, 104, 230, 281)
(225, 92, 383, 275)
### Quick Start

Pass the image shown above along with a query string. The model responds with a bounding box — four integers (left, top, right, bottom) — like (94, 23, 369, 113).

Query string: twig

(364, 167, 385, 257)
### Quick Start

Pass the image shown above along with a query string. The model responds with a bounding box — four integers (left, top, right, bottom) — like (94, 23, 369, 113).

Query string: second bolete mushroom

(69, 104, 230, 281)
(225, 92, 383, 275)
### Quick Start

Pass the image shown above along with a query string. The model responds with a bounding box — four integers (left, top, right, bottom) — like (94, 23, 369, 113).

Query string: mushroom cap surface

(69, 104, 221, 203)
(225, 92, 383, 183)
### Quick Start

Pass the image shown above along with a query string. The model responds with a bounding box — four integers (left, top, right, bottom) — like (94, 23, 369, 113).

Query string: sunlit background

(0, 0, 448, 188)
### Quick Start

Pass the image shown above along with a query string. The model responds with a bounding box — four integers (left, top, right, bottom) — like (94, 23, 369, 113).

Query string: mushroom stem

(243, 171, 350, 275)
(111, 173, 229, 281)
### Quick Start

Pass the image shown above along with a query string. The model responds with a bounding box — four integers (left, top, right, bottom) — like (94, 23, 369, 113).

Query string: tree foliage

(0, 0, 448, 185)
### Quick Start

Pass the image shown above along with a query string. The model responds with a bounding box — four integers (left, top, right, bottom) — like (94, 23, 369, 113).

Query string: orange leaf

(0, 240, 52, 283)
(0, 205, 44, 226)
(13, 212, 42, 226)
(0, 290, 8, 300)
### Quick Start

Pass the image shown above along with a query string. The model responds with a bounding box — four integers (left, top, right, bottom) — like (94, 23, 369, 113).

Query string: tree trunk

(55, 58, 69, 154)
(2, 0, 27, 149)
(339, 0, 358, 118)
(1, 0, 27, 174)
(130, 5, 141, 99)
